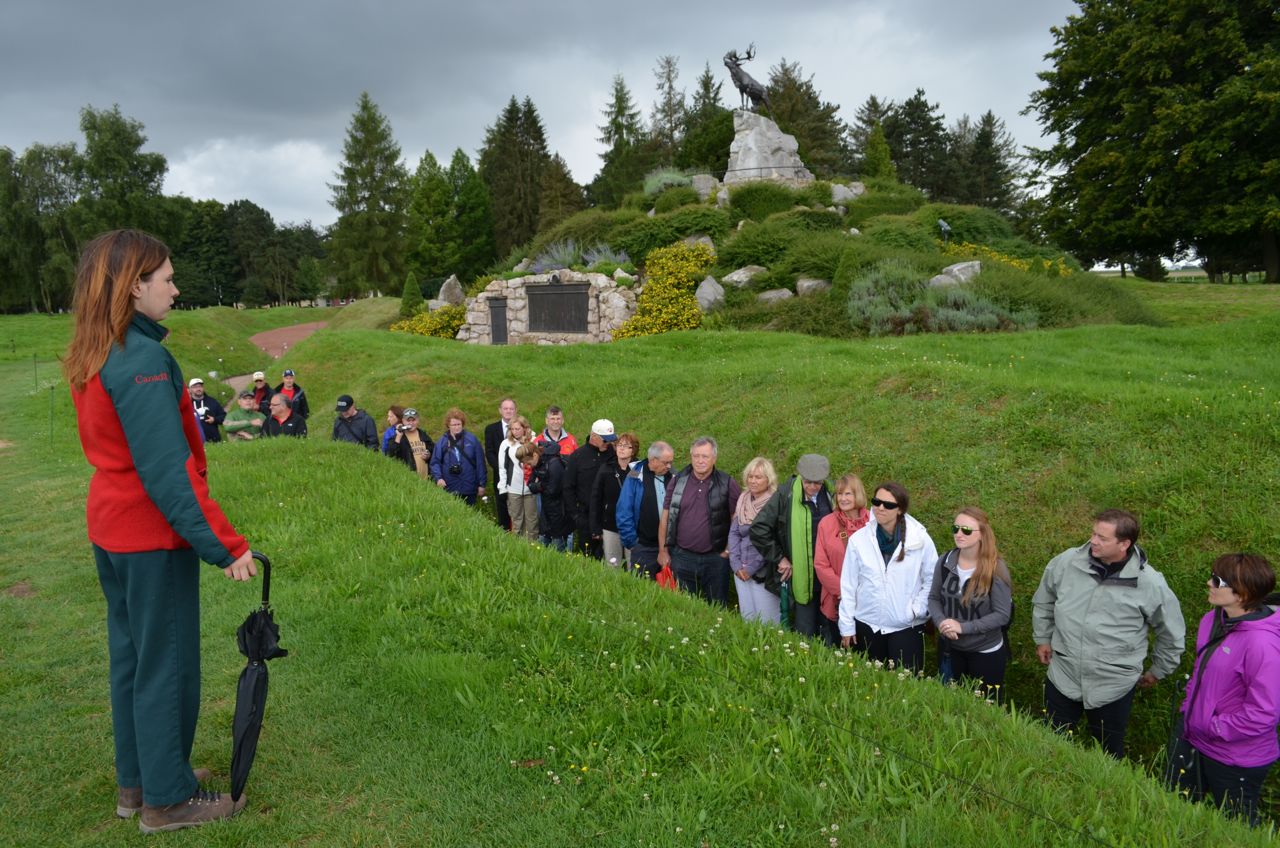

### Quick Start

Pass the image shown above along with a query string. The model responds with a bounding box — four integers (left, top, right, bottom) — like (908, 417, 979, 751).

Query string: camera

(397, 423, 410, 431)
(448, 464, 462, 475)
(196, 405, 208, 417)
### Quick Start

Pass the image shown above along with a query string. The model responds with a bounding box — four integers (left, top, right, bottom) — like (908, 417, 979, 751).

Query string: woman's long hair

(63, 230, 170, 390)
(954, 505, 1010, 605)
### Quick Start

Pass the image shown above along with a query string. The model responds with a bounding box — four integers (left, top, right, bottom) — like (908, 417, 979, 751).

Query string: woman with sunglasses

(837, 481, 937, 673)
(1171, 554, 1280, 826)
(927, 507, 1013, 701)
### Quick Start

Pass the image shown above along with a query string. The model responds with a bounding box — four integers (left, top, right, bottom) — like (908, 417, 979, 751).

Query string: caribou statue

(723, 44, 772, 114)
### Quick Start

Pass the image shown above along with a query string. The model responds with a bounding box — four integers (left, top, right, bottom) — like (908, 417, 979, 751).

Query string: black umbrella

(231, 551, 288, 802)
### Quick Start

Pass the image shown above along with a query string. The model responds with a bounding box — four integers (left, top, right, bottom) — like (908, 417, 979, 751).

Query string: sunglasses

(952, 524, 978, 536)
(1209, 573, 1233, 590)
(871, 497, 900, 510)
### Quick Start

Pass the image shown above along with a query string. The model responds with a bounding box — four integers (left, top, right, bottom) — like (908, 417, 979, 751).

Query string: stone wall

(458, 270, 638, 345)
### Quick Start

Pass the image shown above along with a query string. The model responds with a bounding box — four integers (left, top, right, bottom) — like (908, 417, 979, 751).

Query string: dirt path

(226, 321, 328, 392)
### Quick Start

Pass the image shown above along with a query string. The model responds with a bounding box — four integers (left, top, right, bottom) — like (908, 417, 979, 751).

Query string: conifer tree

(406, 149, 459, 279)
(649, 55, 686, 164)
(847, 95, 894, 174)
(764, 60, 848, 179)
(590, 75, 649, 208)
(400, 270, 423, 317)
(537, 153, 586, 233)
(328, 92, 409, 297)
(676, 63, 732, 175)
(882, 89, 949, 197)
(478, 96, 550, 257)
(860, 123, 897, 180)
(448, 149, 496, 281)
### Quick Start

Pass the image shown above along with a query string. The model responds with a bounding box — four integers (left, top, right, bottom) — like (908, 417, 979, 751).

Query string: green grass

(1108, 278, 1280, 325)
(2, 297, 1279, 845)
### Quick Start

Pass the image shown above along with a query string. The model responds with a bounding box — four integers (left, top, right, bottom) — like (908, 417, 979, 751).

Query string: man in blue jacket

(616, 440, 675, 579)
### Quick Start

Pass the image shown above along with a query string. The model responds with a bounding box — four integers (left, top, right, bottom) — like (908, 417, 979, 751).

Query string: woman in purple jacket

(1174, 552, 1280, 826)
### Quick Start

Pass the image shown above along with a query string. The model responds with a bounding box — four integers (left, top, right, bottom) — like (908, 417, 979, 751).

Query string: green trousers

(95, 545, 201, 806)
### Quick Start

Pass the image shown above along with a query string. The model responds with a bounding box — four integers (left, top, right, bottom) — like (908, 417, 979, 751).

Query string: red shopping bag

(656, 563, 678, 591)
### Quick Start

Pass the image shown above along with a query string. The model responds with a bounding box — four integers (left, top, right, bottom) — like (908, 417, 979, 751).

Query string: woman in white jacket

(838, 481, 938, 673)
(498, 416, 537, 540)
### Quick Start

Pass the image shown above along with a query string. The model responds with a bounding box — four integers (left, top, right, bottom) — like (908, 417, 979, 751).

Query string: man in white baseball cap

(563, 418, 618, 560)
(187, 377, 225, 443)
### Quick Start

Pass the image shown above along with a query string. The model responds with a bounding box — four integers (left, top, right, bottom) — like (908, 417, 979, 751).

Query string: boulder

(716, 187, 730, 208)
(438, 274, 465, 305)
(796, 278, 831, 297)
(848, 227, 861, 236)
(724, 110, 814, 184)
(723, 265, 767, 287)
(647, 208, 657, 217)
(737, 219, 748, 231)
(696, 275, 724, 311)
(691, 174, 719, 202)
(612, 267, 635, 283)
(682, 234, 715, 253)
(757, 288, 794, 304)
(928, 274, 958, 288)
(513, 257, 532, 273)
(941, 260, 982, 284)
(425, 299, 447, 312)
(831, 182, 866, 203)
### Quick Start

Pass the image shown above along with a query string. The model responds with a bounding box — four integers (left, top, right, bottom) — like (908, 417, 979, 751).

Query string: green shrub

(613, 242, 713, 338)
(717, 221, 800, 268)
(846, 260, 1033, 336)
(832, 240, 941, 290)
(653, 186, 700, 213)
(763, 208, 844, 232)
(643, 167, 691, 195)
(845, 179, 926, 226)
(728, 182, 798, 222)
(793, 180, 834, 207)
(861, 215, 938, 252)
(399, 271, 424, 318)
(608, 207, 730, 266)
(527, 208, 645, 260)
(390, 303, 466, 339)
(914, 203, 1015, 245)
(775, 230, 849, 281)
(972, 265, 1162, 327)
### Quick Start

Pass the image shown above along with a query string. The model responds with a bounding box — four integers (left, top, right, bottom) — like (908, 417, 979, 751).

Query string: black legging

(854, 621, 925, 673)
(948, 644, 1009, 703)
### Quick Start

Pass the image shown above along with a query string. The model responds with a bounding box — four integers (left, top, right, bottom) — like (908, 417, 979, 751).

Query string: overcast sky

(2, 0, 1078, 228)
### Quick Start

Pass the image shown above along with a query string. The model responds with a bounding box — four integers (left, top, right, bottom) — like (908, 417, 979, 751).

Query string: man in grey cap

(331, 395, 379, 450)
(751, 454, 834, 641)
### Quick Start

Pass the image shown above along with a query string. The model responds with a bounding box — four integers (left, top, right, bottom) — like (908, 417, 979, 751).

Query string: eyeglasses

(952, 524, 977, 536)
(1209, 573, 1233, 590)
(871, 498, 900, 510)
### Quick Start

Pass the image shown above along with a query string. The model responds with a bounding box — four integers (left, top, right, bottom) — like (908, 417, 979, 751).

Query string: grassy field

(1110, 278, 1280, 325)
(2, 288, 1279, 845)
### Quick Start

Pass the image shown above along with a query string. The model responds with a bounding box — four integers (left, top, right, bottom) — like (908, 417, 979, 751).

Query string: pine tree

(478, 96, 550, 257)
(328, 92, 409, 297)
(649, 55, 686, 164)
(860, 123, 897, 180)
(406, 149, 459, 279)
(448, 149, 496, 281)
(764, 60, 848, 179)
(400, 270, 423, 317)
(847, 95, 894, 174)
(590, 75, 650, 208)
(537, 154, 586, 233)
(688, 63, 723, 117)
(947, 111, 1018, 210)
(883, 89, 949, 196)
(676, 63, 732, 175)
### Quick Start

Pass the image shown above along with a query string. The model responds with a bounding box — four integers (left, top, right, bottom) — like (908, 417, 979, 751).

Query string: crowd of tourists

(65, 229, 1279, 834)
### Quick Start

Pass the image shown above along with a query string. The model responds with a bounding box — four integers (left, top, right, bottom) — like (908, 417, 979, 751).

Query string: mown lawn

(2, 290, 1278, 845)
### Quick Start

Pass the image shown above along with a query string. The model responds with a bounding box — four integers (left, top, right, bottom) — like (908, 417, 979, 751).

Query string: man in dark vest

(657, 436, 741, 606)
(484, 398, 518, 529)
(616, 440, 675, 579)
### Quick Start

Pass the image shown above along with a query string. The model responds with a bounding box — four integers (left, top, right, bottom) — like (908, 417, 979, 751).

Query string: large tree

(406, 150, 458, 280)
(173, 199, 237, 307)
(764, 60, 848, 179)
(447, 149, 496, 281)
(649, 55, 686, 164)
(846, 95, 894, 175)
(72, 105, 168, 239)
(676, 64, 733, 175)
(590, 75, 650, 208)
(478, 96, 550, 257)
(537, 153, 586, 233)
(883, 89, 949, 197)
(1028, 0, 1280, 280)
(328, 92, 409, 297)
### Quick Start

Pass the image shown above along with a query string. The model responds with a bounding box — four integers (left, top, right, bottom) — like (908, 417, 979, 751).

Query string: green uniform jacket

(1032, 542, 1185, 709)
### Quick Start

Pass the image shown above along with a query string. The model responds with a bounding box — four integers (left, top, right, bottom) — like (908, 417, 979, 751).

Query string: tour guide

(64, 229, 257, 833)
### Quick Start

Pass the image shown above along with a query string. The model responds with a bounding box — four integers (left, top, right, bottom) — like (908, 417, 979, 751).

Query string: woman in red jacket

(64, 230, 256, 833)
(813, 474, 870, 646)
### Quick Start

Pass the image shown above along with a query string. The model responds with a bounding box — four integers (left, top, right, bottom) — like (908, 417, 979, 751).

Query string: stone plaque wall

(457, 270, 638, 345)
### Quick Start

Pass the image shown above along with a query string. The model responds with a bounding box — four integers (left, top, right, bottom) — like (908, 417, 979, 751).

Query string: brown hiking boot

(139, 788, 244, 833)
(116, 768, 212, 818)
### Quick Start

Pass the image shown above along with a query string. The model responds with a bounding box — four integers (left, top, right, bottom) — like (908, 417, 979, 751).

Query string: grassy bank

(2, 298, 1278, 845)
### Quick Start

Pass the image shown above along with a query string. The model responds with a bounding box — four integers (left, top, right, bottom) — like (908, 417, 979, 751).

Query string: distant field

(1108, 277, 1280, 325)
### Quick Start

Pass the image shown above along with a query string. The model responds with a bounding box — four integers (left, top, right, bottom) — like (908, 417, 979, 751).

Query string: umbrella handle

(251, 551, 272, 608)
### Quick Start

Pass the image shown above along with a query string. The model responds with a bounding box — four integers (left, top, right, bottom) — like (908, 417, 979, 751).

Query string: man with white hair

(658, 437, 741, 605)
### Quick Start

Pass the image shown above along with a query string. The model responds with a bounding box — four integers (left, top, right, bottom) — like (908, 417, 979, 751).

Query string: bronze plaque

(528, 284, 589, 333)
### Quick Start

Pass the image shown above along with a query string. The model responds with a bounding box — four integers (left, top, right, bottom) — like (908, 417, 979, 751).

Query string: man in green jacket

(1032, 508, 1185, 757)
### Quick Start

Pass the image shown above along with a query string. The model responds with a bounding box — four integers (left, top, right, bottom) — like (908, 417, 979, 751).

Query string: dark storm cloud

(2, 0, 1077, 226)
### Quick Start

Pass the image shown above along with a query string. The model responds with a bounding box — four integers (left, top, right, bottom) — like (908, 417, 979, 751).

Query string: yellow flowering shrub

(390, 304, 466, 339)
(940, 241, 1075, 278)
(612, 242, 714, 339)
